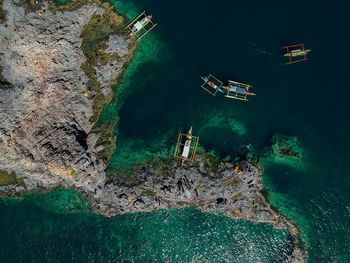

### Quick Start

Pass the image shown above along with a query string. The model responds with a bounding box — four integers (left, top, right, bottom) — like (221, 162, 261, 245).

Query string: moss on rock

(224, 175, 242, 186)
(92, 117, 118, 164)
(48, 0, 89, 12)
(78, 1, 135, 125)
(0, 170, 25, 186)
(142, 188, 156, 198)
(106, 157, 176, 182)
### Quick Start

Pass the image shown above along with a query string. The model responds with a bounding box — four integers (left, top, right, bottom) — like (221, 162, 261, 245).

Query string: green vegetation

(142, 188, 156, 198)
(79, 1, 135, 163)
(80, 5, 123, 123)
(0, 170, 25, 186)
(46, 0, 135, 126)
(48, 0, 89, 12)
(200, 151, 221, 172)
(106, 166, 140, 186)
(78, 2, 135, 125)
(224, 176, 242, 187)
(107, 157, 176, 183)
(70, 170, 77, 177)
(92, 118, 118, 164)
(149, 158, 175, 178)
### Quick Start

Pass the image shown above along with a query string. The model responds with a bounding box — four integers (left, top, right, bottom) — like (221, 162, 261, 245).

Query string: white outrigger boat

(174, 127, 199, 162)
(125, 11, 157, 40)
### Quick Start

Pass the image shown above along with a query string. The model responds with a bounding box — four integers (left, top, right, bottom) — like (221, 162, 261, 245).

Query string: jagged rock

(0, 0, 131, 194)
(87, 161, 272, 222)
(106, 34, 132, 57)
(94, 34, 132, 88)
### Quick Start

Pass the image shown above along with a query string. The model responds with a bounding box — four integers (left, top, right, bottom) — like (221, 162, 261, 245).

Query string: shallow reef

(262, 134, 306, 170)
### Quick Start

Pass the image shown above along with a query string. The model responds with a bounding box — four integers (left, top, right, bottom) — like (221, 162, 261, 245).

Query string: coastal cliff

(0, 1, 306, 262)
(0, 0, 133, 194)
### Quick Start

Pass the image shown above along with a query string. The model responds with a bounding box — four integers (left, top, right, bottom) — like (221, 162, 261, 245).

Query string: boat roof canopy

(229, 84, 247, 95)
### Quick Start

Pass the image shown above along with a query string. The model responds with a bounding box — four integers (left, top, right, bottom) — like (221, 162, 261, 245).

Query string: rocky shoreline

(84, 157, 306, 262)
(0, 1, 306, 262)
(0, 0, 134, 194)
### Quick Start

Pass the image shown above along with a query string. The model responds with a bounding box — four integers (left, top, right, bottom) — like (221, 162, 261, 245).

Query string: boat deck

(174, 129, 199, 162)
(125, 11, 157, 40)
(222, 80, 255, 101)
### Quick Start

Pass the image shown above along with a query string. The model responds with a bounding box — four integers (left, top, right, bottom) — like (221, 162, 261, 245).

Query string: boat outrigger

(125, 11, 157, 40)
(283, 44, 310, 64)
(200, 74, 224, 96)
(174, 127, 199, 162)
(201, 74, 255, 101)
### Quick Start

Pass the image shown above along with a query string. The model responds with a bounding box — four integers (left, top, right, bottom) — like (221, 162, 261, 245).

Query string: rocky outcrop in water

(90, 161, 276, 221)
(85, 158, 305, 262)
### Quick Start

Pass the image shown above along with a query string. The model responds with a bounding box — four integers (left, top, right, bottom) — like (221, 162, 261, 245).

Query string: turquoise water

(2, 0, 350, 262)
(54, 0, 71, 5)
(0, 191, 292, 262)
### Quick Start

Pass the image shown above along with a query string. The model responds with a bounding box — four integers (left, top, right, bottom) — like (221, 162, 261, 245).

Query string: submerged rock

(271, 134, 303, 159)
(262, 134, 306, 170)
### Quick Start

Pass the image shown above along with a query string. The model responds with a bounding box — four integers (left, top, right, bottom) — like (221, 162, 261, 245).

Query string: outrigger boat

(200, 74, 224, 96)
(283, 44, 310, 64)
(125, 11, 157, 40)
(222, 80, 256, 101)
(174, 127, 199, 162)
(201, 74, 255, 101)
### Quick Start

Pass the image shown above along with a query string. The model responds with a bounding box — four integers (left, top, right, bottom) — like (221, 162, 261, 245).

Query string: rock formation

(0, 2, 306, 262)
(0, 0, 132, 194)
